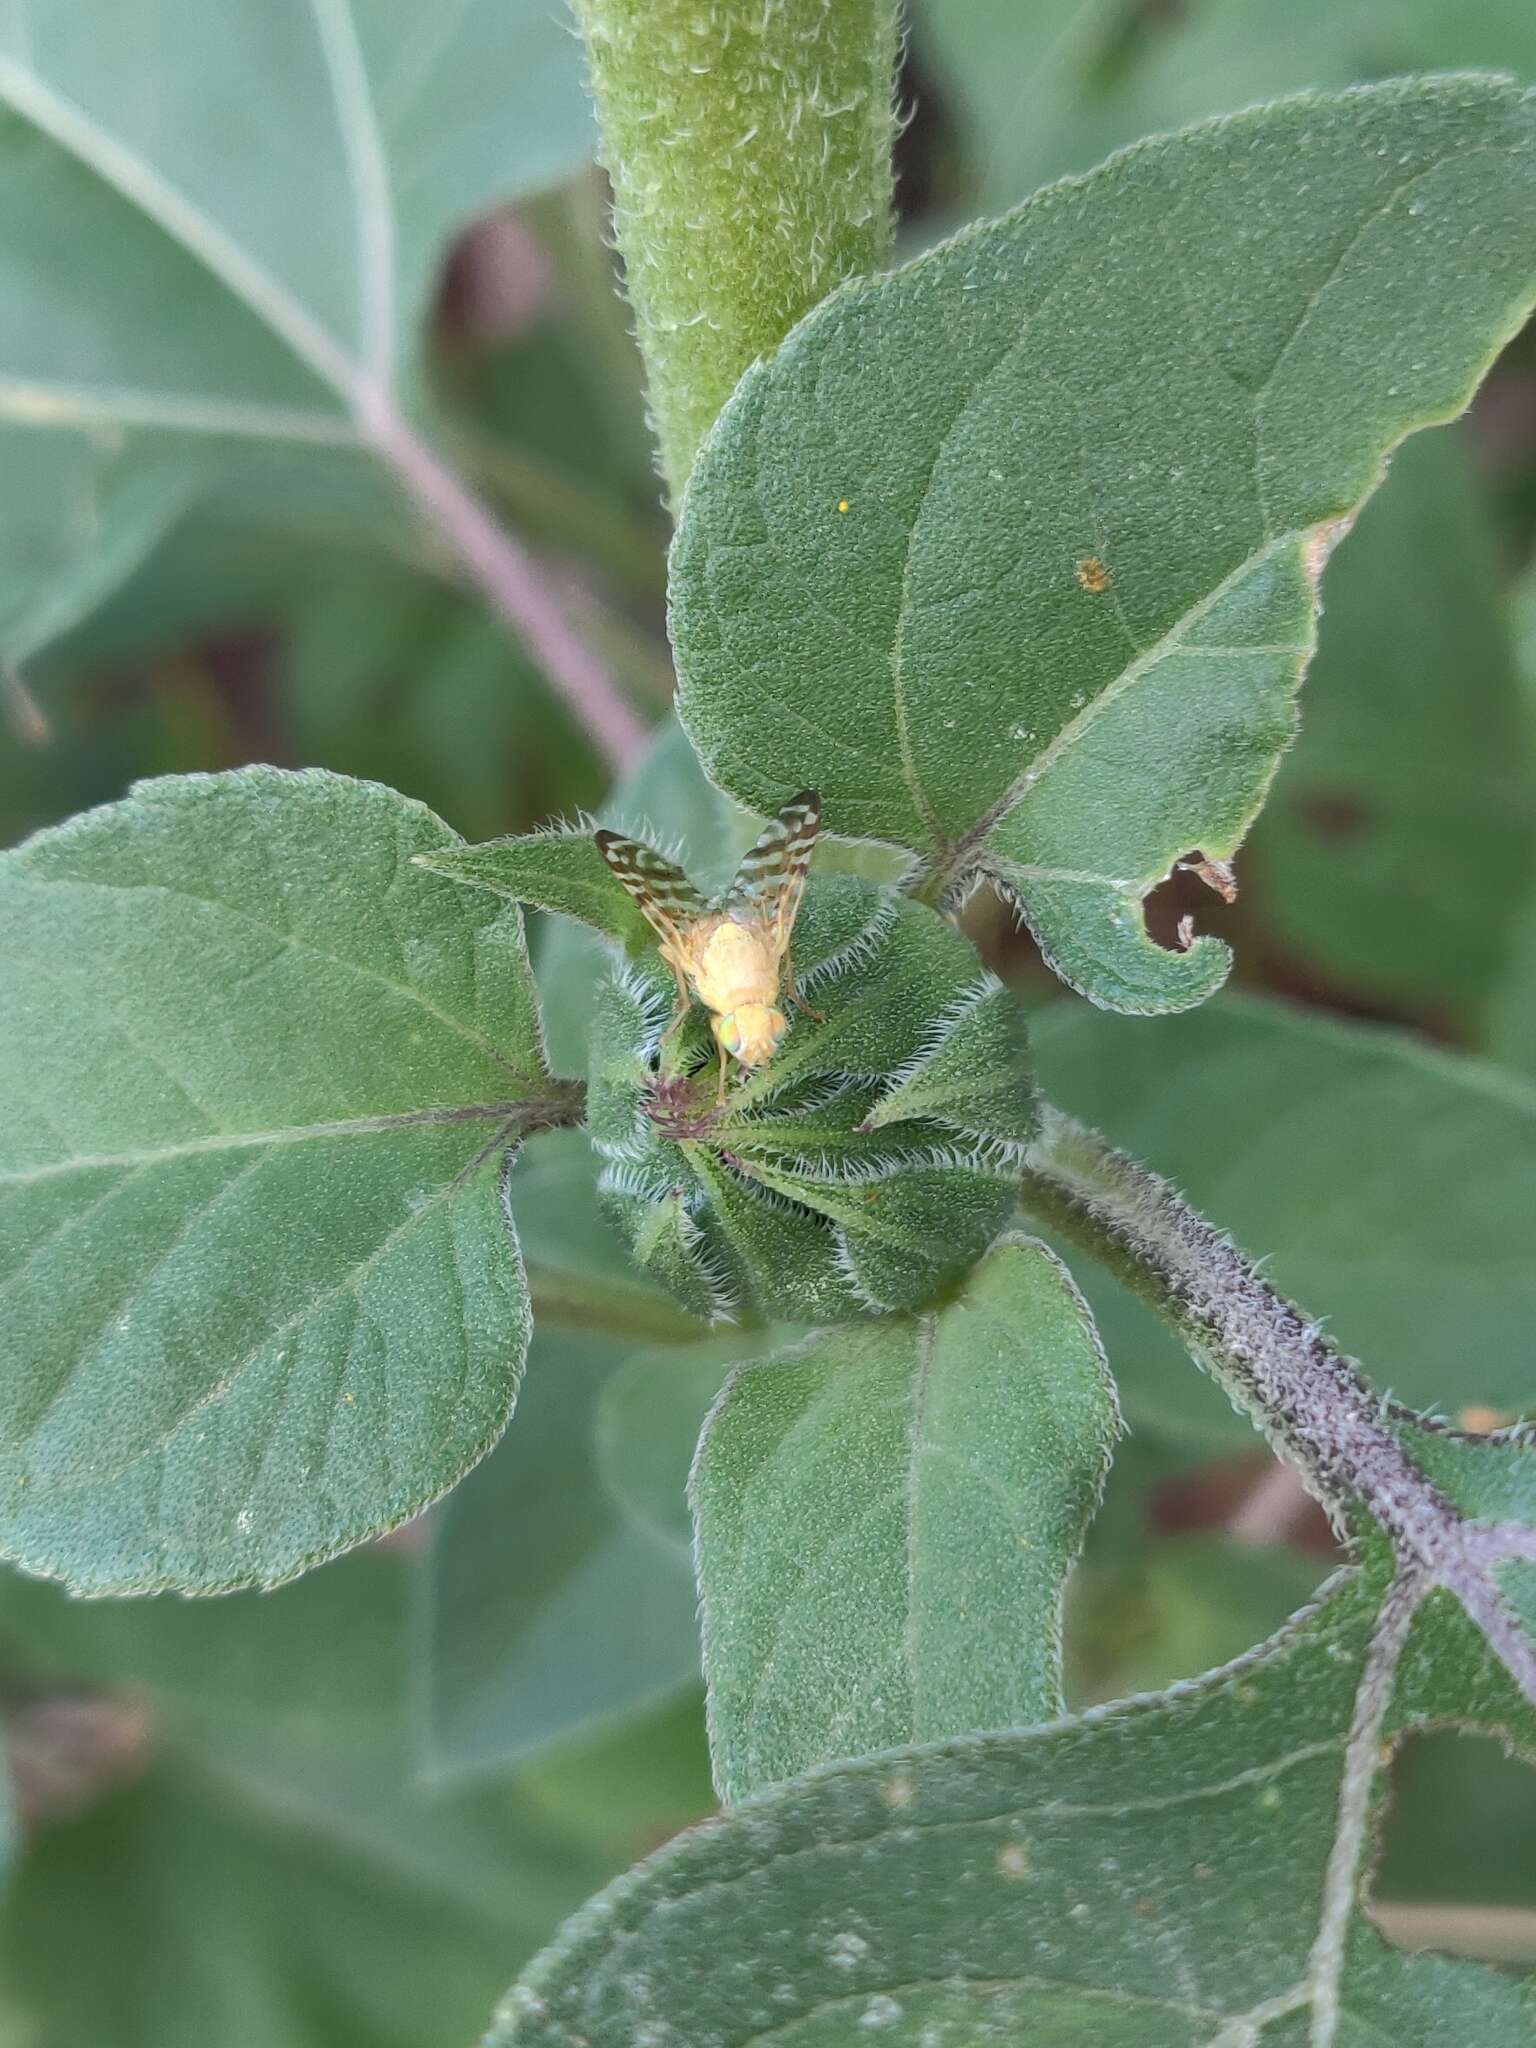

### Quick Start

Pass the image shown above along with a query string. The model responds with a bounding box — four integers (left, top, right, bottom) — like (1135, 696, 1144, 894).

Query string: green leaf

(1491, 893, 1536, 1081)
(859, 973, 1036, 1149)
(0, 1550, 622, 2048)
(1033, 993, 1536, 1448)
(674, 79, 1536, 1011)
(490, 1498, 1536, 2047)
(419, 830, 656, 953)
(692, 1238, 1118, 1802)
(1252, 426, 1535, 1010)
(0, 766, 556, 1594)
(419, 1324, 704, 1772)
(595, 1335, 772, 1555)
(0, 0, 593, 662)
(921, 0, 1536, 218)
(420, 1134, 708, 1771)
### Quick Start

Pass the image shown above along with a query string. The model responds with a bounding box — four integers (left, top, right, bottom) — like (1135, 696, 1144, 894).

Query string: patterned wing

(721, 790, 821, 951)
(594, 829, 708, 952)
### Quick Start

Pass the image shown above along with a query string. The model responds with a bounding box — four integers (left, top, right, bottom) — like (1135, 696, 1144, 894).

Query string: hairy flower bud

(588, 876, 1037, 1321)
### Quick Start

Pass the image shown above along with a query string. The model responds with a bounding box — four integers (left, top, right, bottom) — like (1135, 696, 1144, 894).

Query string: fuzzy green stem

(1019, 1106, 1536, 1707)
(570, 0, 902, 505)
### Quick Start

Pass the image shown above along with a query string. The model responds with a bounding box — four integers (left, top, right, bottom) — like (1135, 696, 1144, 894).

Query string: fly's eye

(718, 1015, 741, 1052)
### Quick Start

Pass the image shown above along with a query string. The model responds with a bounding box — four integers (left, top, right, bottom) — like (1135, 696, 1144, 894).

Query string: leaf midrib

(935, 526, 1309, 890)
(4, 866, 533, 1081)
(0, 45, 357, 402)
(0, 1101, 549, 1187)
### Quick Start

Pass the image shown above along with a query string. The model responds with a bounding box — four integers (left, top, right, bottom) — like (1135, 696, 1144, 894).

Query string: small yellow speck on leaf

(836, 498, 850, 513)
(1457, 1404, 1509, 1434)
(1075, 554, 1112, 592)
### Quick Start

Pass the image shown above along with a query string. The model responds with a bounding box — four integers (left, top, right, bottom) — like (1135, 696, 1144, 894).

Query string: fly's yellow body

(673, 916, 788, 1069)
(595, 792, 821, 1098)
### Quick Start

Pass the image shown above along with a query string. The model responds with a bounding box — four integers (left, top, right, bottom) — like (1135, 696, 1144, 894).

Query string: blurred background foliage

(3, 3, 1536, 2040)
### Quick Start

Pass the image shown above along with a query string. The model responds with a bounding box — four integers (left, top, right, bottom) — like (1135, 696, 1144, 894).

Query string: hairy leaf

(1033, 994, 1536, 1447)
(693, 1237, 1118, 1801)
(0, 767, 554, 1593)
(419, 1129, 714, 1772)
(0, 0, 593, 662)
(420, 830, 657, 953)
(491, 1447, 1536, 2046)
(674, 80, 1536, 1011)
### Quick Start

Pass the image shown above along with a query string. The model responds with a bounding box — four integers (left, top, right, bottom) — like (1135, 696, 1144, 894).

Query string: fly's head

(713, 1002, 789, 1068)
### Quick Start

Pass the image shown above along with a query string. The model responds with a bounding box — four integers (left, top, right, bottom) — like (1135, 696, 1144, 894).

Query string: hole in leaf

(1371, 1730, 1536, 1967)
(1141, 850, 1240, 953)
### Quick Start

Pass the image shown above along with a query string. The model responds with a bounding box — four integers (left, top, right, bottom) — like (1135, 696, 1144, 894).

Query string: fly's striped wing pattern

(594, 831, 709, 951)
(720, 790, 821, 950)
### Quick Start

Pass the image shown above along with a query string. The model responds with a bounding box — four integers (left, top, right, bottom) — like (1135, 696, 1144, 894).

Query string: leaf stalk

(355, 386, 650, 772)
(1020, 1106, 1536, 1706)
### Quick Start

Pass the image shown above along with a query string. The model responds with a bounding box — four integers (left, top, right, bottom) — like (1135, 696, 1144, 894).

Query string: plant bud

(587, 876, 1037, 1321)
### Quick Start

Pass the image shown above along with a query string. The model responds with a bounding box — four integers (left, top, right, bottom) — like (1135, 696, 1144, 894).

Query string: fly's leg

(716, 1035, 730, 1105)
(784, 951, 825, 1024)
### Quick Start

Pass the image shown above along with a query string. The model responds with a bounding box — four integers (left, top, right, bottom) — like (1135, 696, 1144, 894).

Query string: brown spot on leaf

(1457, 1405, 1512, 1436)
(1075, 554, 1113, 593)
(1304, 514, 1354, 586)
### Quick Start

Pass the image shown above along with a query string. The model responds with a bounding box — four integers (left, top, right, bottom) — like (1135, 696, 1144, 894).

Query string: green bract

(586, 875, 1035, 1321)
